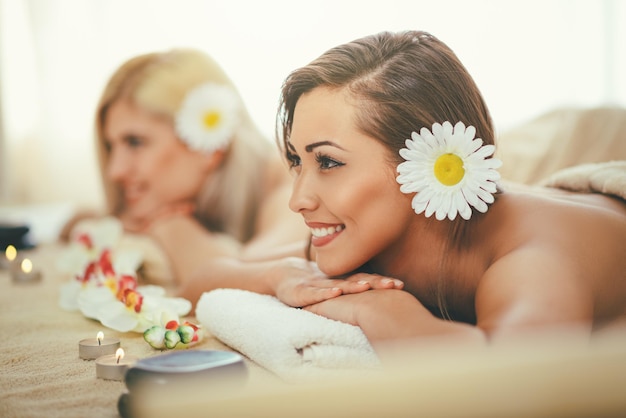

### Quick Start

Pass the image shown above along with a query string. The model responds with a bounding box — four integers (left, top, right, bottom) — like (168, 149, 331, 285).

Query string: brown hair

(277, 30, 497, 231)
(277, 30, 498, 318)
(278, 30, 494, 163)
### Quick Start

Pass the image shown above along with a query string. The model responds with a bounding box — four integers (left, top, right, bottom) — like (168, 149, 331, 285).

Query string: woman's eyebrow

(305, 141, 345, 152)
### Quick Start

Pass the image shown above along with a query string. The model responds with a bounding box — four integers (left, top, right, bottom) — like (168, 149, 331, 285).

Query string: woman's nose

(106, 148, 129, 182)
(288, 171, 319, 214)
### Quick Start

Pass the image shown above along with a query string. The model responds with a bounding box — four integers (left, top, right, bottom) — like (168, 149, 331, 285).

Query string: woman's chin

(315, 259, 354, 279)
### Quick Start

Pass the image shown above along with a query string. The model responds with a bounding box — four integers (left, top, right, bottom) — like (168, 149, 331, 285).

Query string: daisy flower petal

(412, 195, 429, 215)
(476, 187, 496, 204)
(396, 121, 501, 221)
(419, 127, 439, 149)
(436, 192, 453, 221)
(175, 82, 240, 153)
(454, 191, 473, 220)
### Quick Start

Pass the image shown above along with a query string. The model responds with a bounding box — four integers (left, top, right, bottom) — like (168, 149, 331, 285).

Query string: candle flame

(115, 348, 125, 364)
(21, 258, 33, 273)
(5, 245, 17, 262)
(97, 331, 104, 345)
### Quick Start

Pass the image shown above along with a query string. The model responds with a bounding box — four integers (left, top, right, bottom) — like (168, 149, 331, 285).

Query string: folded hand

(273, 259, 403, 308)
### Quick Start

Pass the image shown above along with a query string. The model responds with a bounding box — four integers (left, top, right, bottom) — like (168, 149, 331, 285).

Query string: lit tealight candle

(11, 258, 42, 284)
(6, 245, 17, 262)
(79, 331, 121, 360)
(96, 348, 138, 381)
(1, 245, 18, 269)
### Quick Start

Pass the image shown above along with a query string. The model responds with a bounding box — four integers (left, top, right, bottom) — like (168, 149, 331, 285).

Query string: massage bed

(1, 106, 625, 417)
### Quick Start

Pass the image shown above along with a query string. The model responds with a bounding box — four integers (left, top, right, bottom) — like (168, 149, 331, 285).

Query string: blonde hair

(96, 48, 272, 242)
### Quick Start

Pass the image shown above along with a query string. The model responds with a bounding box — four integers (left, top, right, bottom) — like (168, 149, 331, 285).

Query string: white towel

(195, 288, 380, 382)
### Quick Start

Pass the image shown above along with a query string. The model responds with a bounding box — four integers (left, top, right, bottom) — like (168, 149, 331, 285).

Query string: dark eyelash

(286, 151, 301, 168)
(125, 135, 144, 146)
(314, 152, 344, 170)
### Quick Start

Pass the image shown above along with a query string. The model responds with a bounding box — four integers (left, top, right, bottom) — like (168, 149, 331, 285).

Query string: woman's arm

(304, 289, 486, 346)
(147, 214, 242, 285)
(474, 248, 595, 342)
(303, 250, 594, 346)
(58, 208, 104, 242)
(239, 177, 311, 260)
(180, 256, 404, 309)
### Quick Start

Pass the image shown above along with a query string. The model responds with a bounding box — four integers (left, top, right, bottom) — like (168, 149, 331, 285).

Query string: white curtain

(1, 0, 625, 211)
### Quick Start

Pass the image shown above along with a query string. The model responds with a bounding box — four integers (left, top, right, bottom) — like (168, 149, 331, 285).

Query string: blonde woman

(69, 48, 310, 304)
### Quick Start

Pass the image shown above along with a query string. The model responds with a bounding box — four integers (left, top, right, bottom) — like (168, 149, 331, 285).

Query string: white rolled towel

(195, 288, 380, 381)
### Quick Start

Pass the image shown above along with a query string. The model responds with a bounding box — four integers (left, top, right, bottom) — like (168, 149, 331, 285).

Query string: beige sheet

(497, 106, 626, 184)
(136, 330, 626, 418)
(543, 160, 626, 200)
(0, 243, 280, 418)
(3, 237, 626, 418)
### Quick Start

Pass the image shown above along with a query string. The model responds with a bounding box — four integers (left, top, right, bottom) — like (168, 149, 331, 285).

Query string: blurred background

(1, 0, 625, 241)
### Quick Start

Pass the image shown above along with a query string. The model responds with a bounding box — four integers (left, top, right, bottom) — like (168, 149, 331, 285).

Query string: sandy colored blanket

(497, 106, 626, 184)
(0, 244, 279, 418)
(543, 160, 626, 200)
(2, 106, 626, 417)
(4, 245, 626, 418)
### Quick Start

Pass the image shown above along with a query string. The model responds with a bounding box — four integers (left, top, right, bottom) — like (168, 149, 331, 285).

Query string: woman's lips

(308, 223, 344, 247)
(122, 184, 143, 205)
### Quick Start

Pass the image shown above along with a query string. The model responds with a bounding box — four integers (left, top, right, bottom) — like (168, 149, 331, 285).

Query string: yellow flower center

(434, 153, 465, 186)
(103, 278, 117, 294)
(124, 290, 140, 310)
(203, 111, 221, 130)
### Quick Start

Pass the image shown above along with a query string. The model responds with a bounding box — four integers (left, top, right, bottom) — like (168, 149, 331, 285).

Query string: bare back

(473, 185, 626, 338)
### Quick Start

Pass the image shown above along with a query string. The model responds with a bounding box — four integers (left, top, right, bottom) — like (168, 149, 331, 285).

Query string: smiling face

(103, 100, 218, 221)
(287, 87, 415, 276)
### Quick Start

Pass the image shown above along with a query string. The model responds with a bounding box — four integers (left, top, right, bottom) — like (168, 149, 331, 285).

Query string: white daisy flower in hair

(396, 121, 502, 221)
(175, 82, 240, 153)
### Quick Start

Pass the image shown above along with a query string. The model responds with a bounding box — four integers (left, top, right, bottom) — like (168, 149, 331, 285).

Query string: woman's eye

(125, 135, 143, 148)
(315, 153, 344, 170)
(287, 152, 301, 169)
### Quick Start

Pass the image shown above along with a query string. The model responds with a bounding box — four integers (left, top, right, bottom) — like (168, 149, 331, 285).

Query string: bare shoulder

(264, 153, 292, 190)
(475, 245, 593, 336)
(502, 181, 626, 217)
(243, 153, 307, 255)
(257, 153, 294, 214)
(490, 188, 626, 255)
(474, 189, 626, 336)
(254, 154, 293, 216)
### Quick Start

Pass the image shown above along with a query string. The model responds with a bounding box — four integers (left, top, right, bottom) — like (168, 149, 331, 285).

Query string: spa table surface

(4, 243, 626, 418)
(0, 243, 279, 418)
